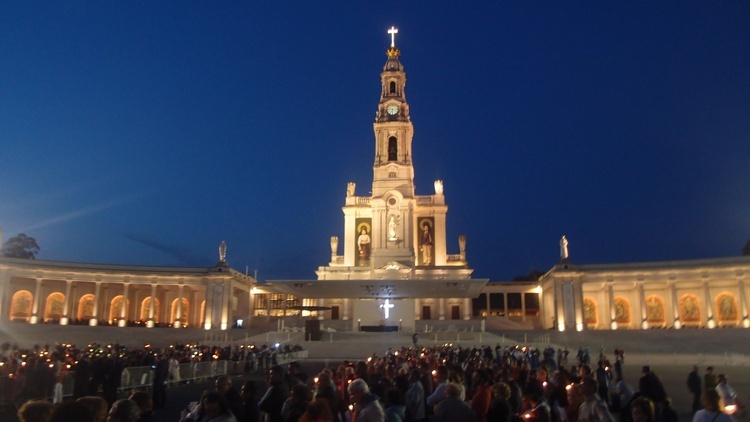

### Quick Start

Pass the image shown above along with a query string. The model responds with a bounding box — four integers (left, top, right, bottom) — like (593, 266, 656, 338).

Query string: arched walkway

(10, 290, 32, 321)
(645, 295, 666, 326)
(614, 297, 631, 325)
(78, 294, 95, 320)
(140, 297, 160, 322)
(679, 294, 702, 325)
(583, 297, 598, 326)
(44, 292, 65, 321)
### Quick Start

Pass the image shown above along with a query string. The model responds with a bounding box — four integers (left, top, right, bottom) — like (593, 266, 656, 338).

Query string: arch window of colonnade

(583, 291, 744, 329)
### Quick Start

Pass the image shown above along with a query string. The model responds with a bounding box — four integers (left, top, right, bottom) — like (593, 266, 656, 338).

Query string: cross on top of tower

(388, 26, 398, 48)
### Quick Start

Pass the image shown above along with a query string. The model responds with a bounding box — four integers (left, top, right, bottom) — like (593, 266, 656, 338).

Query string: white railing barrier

(0, 351, 308, 407)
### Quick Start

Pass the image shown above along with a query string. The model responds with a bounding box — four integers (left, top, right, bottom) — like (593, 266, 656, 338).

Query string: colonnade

(0, 261, 255, 330)
(547, 269, 750, 331)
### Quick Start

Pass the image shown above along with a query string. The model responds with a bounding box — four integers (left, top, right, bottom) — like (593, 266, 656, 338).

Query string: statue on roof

(560, 236, 569, 260)
(219, 240, 227, 263)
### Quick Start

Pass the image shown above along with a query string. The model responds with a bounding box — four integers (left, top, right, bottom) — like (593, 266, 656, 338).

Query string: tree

(1, 233, 40, 259)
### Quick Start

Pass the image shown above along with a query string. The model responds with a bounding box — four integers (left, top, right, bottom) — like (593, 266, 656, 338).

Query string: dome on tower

(383, 47, 403, 72)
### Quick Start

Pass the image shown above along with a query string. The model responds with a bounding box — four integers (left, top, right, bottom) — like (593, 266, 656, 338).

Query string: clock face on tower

(386, 104, 398, 115)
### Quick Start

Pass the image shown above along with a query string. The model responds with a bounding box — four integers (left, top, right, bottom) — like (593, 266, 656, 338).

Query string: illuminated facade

(0, 255, 254, 330)
(262, 29, 489, 331)
(540, 256, 750, 331)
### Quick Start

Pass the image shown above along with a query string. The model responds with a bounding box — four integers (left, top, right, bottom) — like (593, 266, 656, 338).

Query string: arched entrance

(171, 298, 189, 326)
(10, 290, 32, 321)
(583, 297, 598, 326)
(44, 292, 65, 321)
(679, 294, 702, 326)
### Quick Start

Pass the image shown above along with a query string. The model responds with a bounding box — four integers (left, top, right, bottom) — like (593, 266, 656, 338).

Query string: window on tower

(389, 81, 396, 94)
(388, 137, 398, 161)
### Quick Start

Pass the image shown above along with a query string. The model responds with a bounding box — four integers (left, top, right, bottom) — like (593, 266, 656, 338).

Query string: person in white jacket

(406, 369, 426, 422)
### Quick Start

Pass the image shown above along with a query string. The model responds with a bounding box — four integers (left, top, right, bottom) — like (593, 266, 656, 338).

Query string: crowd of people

(1, 340, 303, 421)
(4, 339, 746, 422)
(196, 342, 743, 422)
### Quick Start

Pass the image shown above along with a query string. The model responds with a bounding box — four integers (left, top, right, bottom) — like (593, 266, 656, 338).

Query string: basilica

(1, 29, 749, 332)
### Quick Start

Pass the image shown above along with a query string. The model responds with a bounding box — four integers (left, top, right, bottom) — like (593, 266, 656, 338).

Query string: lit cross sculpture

(388, 26, 398, 48)
(380, 299, 395, 319)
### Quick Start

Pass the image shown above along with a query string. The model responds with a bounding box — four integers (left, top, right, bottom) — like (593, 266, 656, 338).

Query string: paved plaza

(0, 322, 748, 421)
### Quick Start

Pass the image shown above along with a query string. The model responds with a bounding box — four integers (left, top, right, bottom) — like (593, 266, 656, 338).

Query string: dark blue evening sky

(1, 2, 749, 281)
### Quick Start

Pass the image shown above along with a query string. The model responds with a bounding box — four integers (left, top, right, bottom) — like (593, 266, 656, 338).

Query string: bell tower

(320, 26, 473, 278)
(369, 27, 417, 268)
(373, 26, 415, 198)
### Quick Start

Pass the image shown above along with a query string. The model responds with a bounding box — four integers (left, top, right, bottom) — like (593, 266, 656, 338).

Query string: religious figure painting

(78, 295, 95, 320)
(110, 297, 123, 321)
(645, 296, 665, 323)
(679, 294, 701, 323)
(171, 298, 190, 324)
(418, 217, 434, 266)
(614, 298, 631, 324)
(716, 294, 738, 322)
(583, 298, 597, 325)
(10, 290, 32, 318)
(45, 293, 64, 320)
(355, 218, 372, 267)
(140, 297, 160, 323)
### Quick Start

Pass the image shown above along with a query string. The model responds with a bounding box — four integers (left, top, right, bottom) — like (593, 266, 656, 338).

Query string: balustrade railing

(0, 352, 308, 407)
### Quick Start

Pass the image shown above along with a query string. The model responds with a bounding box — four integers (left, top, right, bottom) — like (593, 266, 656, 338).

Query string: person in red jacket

(470, 369, 492, 422)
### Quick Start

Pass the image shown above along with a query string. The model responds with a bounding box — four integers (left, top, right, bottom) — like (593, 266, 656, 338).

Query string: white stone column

(638, 281, 647, 330)
(438, 298, 446, 320)
(738, 276, 749, 328)
(319, 298, 327, 320)
(204, 282, 214, 329)
(414, 298, 420, 320)
(537, 288, 546, 329)
(89, 281, 101, 326)
(463, 298, 471, 320)
(485, 294, 491, 317)
(189, 290, 197, 327)
(575, 281, 586, 331)
(343, 210, 357, 267)
(608, 283, 617, 330)
(266, 291, 271, 322)
(69, 284, 78, 323)
(99, 286, 108, 324)
(60, 280, 72, 325)
(434, 212, 447, 266)
(670, 279, 681, 329)
(521, 293, 527, 322)
(704, 280, 715, 328)
(29, 278, 42, 324)
(504, 293, 510, 320)
(174, 284, 184, 328)
(147, 283, 156, 328)
(221, 281, 231, 330)
(0, 270, 9, 323)
(343, 298, 350, 320)
(247, 287, 254, 324)
(119, 283, 129, 327)
(405, 207, 415, 255)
